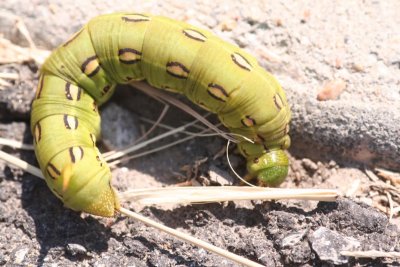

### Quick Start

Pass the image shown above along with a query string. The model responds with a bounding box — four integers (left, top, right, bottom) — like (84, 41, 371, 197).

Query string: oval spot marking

(231, 52, 252, 71)
(65, 83, 82, 101)
(118, 48, 142, 64)
(207, 83, 229, 102)
(47, 163, 61, 180)
(182, 29, 207, 42)
(81, 56, 100, 77)
(69, 146, 84, 163)
(241, 115, 256, 127)
(101, 85, 111, 96)
(274, 94, 284, 110)
(34, 123, 41, 144)
(166, 62, 189, 79)
(63, 115, 78, 130)
(121, 14, 151, 22)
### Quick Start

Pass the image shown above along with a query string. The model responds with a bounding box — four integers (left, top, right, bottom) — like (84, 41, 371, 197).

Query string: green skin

(30, 12, 291, 217)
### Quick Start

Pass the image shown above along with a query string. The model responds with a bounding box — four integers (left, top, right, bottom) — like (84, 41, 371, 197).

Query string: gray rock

(311, 227, 360, 264)
(66, 243, 87, 256)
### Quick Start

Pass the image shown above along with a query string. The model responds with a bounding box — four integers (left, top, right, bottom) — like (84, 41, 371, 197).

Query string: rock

(311, 227, 360, 264)
(12, 247, 29, 264)
(66, 243, 87, 256)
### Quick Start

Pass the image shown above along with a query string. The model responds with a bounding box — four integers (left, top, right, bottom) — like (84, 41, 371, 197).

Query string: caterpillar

(30, 12, 291, 217)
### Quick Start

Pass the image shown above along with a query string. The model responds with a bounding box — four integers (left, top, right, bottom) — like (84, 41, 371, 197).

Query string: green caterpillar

(30, 12, 291, 217)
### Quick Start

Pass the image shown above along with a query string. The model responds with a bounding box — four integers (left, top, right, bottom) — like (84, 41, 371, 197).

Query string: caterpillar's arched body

(31, 13, 291, 217)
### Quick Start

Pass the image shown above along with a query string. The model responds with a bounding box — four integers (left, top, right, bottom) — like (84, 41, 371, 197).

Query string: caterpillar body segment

(31, 12, 291, 216)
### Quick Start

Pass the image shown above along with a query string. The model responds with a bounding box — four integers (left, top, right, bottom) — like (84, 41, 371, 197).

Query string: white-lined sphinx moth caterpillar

(30, 12, 291, 217)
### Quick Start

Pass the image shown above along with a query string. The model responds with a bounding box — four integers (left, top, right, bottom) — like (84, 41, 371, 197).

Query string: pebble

(317, 79, 347, 101)
(66, 243, 87, 256)
(208, 165, 234, 185)
(311, 227, 360, 264)
(301, 158, 318, 172)
(281, 229, 308, 247)
(13, 247, 29, 264)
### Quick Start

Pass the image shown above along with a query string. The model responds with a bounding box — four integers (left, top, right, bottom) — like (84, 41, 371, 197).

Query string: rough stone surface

(311, 227, 361, 264)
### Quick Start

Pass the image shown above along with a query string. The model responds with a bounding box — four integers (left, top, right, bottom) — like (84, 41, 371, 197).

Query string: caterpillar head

(247, 149, 289, 187)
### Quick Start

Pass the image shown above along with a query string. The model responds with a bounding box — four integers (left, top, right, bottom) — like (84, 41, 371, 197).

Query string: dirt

(0, 0, 399, 266)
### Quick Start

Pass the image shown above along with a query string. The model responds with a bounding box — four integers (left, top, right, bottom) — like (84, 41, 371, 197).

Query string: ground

(0, 0, 399, 266)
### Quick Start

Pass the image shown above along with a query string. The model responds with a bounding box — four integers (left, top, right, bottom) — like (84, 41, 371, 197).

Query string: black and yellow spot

(118, 48, 142, 64)
(166, 62, 189, 79)
(65, 83, 82, 101)
(207, 83, 229, 102)
(34, 123, 41, 144)
(69, 146, 84, 163)
(231, 52, 252, 71)
(182, 29, 207, 42)
(274, 93, 284, 110)
(63, 28, 83, 47)
(63, 115, 78, 130)
(81, 56, 100, 77)
(35, 75, 44, 99)
(241, 115, 256, 127)
(102, 85, 111, 96)
(121, 14, 151, 22)
(47, 163, 61, 180)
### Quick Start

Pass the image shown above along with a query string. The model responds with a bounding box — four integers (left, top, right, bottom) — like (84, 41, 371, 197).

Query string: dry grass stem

(119, 186, 339, 205)
(341, 250, 400, 259)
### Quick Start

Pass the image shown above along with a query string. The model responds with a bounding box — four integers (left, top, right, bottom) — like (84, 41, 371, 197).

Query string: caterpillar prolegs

(31, 13, 291, 217)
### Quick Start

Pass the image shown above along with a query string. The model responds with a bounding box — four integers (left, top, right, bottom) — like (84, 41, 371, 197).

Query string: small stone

(275, 18, 283, 27)
(317, 79, 347, 101)
(66, 243, 87, 256)
(219, 19, 237, 31)
(13, 247, 29, 264)
(311, 227, 361, 264)
(208, 165, 234, 185)
(301, 158, 318, 172)
(352, 63, 365, 72)
(281, 229, 308, 248)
